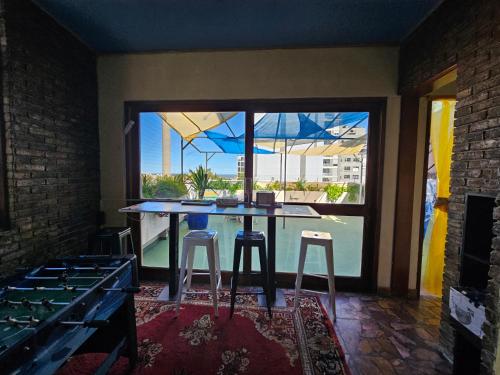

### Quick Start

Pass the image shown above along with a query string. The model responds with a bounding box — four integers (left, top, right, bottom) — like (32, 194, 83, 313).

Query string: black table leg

(243, 216, 252, 274)
(267, 216, 276, 302)
(169, 213, 179, 299)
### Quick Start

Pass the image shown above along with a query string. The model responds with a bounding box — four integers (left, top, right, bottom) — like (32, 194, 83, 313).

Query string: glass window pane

(253, 112, 368, 204)
(251, 215, 363, 277)
(139, 111, 246, 269)
(142, 214, 243, 271)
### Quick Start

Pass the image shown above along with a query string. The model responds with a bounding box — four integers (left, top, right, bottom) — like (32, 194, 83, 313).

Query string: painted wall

(97, 46, 400, 288)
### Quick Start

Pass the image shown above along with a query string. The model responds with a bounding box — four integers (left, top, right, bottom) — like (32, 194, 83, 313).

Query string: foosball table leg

(126, 294, 138, 368)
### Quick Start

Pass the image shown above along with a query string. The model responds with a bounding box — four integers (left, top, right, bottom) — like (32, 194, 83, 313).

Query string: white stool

(294, 230, 336, 321)
(176, 230, 222, 317)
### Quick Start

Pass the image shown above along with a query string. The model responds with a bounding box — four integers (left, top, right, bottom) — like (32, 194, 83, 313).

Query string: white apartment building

(251, 153, 323, 183)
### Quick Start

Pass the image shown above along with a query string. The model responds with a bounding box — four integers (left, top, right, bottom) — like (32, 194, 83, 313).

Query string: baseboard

(377, 287, 392, 296)
(407, 289, 419, 299)
(376, 287, 419, 299)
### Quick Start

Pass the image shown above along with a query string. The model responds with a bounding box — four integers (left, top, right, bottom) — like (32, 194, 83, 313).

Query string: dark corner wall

(0, 0, 99, 275)
(399, 0, 500, 372)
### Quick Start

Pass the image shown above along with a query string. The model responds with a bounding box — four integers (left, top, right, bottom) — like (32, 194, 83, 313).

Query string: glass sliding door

(125, 100, 384, 291)
(251, 111, 374, 289)
(138, 111, 246, 271)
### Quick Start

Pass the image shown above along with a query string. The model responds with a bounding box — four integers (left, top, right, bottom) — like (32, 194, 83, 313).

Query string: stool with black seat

(230, 230, 272, 319)
(94, 227, 135, 256)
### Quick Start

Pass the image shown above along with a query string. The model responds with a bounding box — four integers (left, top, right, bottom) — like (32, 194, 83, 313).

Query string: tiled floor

(327, 293, 452, 375)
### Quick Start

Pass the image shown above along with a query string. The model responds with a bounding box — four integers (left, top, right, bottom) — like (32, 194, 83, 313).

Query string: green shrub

(294, 179, 307, 191)
(324, 184, 345, 202)
(253, 182, 263, 191)
(265, 181, 282, 191)
(208, 176, 230, 191)
(228, 181, 242, 195)
(141, 174, 156, 198)
(155, 175, 188, 198)
(305, 183, 321, 191)
(346, 183, 360, 202)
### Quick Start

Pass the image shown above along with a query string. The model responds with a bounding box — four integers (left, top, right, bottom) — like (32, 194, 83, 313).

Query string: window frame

(124, 98, 386, 292)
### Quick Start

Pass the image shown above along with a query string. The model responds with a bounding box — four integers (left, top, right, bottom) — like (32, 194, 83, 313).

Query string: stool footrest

(300, 273, 329, 280)
(232, 272, 266, 277)
(234, 291, 266, 296)
(294, 287, 331, 295)
(184, 290, 217, 295)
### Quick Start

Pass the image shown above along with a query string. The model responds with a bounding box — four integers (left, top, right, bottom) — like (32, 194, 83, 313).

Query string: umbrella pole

(279, 154, 283, 185)
(181, 138, 184, 178)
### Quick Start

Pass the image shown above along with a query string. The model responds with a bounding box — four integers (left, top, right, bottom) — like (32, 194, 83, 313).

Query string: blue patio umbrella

(250, 112, 369, 218)
(253, 112, 368, 141)
(203, 130, 273, 155)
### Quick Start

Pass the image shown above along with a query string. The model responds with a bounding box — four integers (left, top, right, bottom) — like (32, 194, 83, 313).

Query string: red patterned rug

(59, 283, 350, 375)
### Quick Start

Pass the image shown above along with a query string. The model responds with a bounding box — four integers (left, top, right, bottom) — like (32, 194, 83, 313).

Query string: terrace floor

(142, 214, 363, 276)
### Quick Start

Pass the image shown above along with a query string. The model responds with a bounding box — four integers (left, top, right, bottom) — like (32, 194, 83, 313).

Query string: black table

(119, 201, 321, 302)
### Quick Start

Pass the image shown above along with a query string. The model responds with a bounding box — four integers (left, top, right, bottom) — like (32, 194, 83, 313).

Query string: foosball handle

(84, 319, 110, 328)
(59, 319, 110, 328)
(123, 287, 141, 293)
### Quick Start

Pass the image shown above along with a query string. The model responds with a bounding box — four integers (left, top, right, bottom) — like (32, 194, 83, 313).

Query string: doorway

(420, 98, 456, 296)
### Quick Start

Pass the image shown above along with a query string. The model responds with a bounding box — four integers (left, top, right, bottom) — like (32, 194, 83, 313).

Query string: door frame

(392, 65, 457, 297)
(123, 97, 386, 292)
(416, 94, 456, 297)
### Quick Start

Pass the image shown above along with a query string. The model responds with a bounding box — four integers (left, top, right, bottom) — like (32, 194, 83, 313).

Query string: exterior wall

(399, 0, 500, 371)
(97, 47, 400, 289)
(140, 214, 168, 247)
(0, 0, 99, 275)
(304, 156, 323, 182)
(253, 153, 302, 182)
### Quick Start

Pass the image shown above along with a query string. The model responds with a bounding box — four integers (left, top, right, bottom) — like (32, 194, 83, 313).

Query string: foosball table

(0, 255, 139, 374)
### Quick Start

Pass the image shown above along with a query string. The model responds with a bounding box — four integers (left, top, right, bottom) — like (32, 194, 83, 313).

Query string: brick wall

(0, 1, 99, 275)
(399, 0, 500, 372)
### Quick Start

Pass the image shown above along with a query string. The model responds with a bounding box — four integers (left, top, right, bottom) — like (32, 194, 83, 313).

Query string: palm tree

(188, 165, 209, 199)
(295, 179, 307, 192)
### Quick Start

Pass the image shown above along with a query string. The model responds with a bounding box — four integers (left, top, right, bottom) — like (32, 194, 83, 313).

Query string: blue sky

(140, 112, 245, 176)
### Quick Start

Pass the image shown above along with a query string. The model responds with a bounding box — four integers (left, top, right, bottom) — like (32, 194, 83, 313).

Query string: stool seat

(295, 230, 336, 321)
(176, 230, 221, 317)
(185, 230, 217, 241)
(95, 227, 134, 256)
(236, 230, 265, 241)
(301, 230, 332, 240)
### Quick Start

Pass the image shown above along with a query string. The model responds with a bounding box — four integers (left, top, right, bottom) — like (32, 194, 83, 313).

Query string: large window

(126, 101, 383, 290)
(250, 112, 368, 277)
(139, 111, 246, 270)
(252, 112, 368, 205)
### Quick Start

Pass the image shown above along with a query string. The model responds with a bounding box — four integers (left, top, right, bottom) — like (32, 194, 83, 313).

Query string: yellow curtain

(422, 100, 455, 296)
